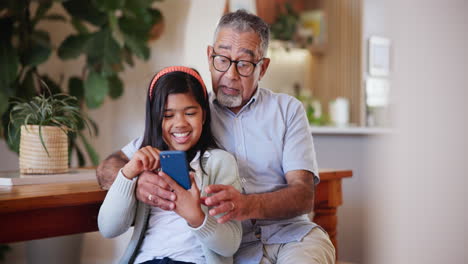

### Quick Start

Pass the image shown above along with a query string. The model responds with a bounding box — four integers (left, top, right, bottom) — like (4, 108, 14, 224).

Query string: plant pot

(149, 18, 165, 42)
(19, 125, 69, 174)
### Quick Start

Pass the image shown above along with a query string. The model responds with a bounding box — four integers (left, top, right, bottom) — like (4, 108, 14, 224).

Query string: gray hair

(213, 9, 270, 57)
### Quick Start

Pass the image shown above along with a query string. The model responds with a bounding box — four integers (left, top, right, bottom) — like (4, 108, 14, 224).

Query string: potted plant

(9, 92, 90, 174)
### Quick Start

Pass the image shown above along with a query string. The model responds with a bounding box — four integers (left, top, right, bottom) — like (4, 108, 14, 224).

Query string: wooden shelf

(307, 43, 327, 55)
(269, 39, 326, 55)
(309, 126, 392, 135)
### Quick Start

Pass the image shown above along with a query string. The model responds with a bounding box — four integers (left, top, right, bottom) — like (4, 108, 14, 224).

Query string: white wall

(362, 0, 388, 78)
(312, 134, 378, 262)
(262, 46, 312, 96)
(364, 1, 468, 263)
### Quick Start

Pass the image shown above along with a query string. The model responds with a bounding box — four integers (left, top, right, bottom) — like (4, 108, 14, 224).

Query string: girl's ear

(203, 110, 206, 125)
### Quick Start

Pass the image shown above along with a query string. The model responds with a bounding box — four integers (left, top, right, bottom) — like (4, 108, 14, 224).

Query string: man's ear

(207, 46, 213, 65)
(259, 58, 270, 81)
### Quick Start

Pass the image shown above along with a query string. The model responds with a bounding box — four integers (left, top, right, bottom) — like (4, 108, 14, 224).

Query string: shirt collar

(189, 150, 211, 167)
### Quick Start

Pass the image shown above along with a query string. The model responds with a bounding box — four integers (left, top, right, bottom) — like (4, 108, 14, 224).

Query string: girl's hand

(158, 171, 205, 227)
(122, 146, 160, 179)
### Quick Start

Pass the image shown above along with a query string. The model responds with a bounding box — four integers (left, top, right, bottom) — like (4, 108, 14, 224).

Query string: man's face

(207, 28, 270, 113)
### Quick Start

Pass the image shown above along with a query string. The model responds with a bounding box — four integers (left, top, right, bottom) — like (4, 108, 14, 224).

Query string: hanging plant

(270, 3, 299, 41)
(0, 0, 164, 166)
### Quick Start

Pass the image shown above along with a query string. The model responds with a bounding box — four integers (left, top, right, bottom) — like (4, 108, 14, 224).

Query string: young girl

(98, 66, 242, 264)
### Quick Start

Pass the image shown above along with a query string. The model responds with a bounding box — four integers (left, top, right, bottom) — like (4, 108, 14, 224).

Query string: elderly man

(97, 10, 334, 264)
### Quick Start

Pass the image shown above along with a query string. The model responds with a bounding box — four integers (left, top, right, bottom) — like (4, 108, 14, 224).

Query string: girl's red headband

(149, 66, 208, 100)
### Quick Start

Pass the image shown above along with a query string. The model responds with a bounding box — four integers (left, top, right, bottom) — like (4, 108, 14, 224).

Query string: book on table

(0, 168, 97, 186)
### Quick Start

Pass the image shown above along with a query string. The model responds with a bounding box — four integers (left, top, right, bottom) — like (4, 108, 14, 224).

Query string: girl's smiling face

(162, 93, 204, 151)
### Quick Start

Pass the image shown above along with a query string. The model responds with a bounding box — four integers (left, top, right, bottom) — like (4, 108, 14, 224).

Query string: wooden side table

(0, 169, 352, 247)
(0, 181, 106, 243)
(313, 169, 353, 255)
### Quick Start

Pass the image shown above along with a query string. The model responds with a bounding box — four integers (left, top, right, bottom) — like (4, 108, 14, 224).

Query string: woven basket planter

(19, 125, 69, 174)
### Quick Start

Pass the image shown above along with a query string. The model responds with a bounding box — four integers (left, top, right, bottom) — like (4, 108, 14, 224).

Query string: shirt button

(255, 227, 261, 239)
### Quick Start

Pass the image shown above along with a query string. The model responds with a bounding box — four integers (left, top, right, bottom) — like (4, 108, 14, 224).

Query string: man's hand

(136, 170, 176, 210)
(96, 151, 129, 190)
(203, 170, 315, 223)
(203, 184, 252, 224)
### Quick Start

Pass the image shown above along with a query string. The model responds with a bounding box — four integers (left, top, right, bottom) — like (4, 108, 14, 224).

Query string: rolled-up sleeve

(282, 99, 319, 184)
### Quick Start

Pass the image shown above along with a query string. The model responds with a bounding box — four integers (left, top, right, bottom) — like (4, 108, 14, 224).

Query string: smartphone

(159, 150, 191, 190)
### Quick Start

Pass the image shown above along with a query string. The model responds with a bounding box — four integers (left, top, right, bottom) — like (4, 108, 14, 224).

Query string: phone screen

(159, 151, 190, 190)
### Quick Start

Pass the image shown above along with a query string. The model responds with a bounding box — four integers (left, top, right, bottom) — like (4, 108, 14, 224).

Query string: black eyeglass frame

(211, 52, 264, 77)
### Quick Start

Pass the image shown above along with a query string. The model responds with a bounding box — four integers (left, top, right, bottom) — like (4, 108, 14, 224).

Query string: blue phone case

(160, 150, 190, 190)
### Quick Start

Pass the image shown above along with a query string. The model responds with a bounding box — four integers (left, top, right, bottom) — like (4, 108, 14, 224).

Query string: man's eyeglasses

(211, 53, 264, 77)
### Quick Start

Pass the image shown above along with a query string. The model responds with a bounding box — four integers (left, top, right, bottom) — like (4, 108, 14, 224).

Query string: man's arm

(246, 170, 315, 219)
(96, 151, 129, 190)
(204, 169, 315, 223)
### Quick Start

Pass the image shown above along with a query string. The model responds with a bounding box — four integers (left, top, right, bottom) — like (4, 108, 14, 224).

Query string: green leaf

(118, 16, 151, 60)
(0, 41, 19, 94)
(86, 28, 122, 73)
(119, 16, 151, 40)
(68, 132, 76, 165)
(0, 91, 8, 118)
(22, 31, 52, 66)
(123, 35, 150, 60)
(122, 46, 134, 66)
(22, 43, 51, 67)
(71, 18, 89, 34)
(58, 34, 90, 60)
(40, 75, 63, 95)
(38, 125, 51, 156)
(16, 70, 36, 100)
(68, 77, 84, 101)
(3, 113, 20, 154)
(31, 30, 52, 48)
(74, 142, 86, 167)
(6, 125, 20, 153)
(78, 132, 100, 166)
(0, 17, 18, 91)
(124, 0, 153, 23)
(88, 116, 99, 136)
(92, 0, 125, 12)
(33, 1, 53, 25)
(108, 75, 123, 99)
(84, 71, 108, 108)
(108, 13, 125, 47)
(62, 0, 107, 26)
